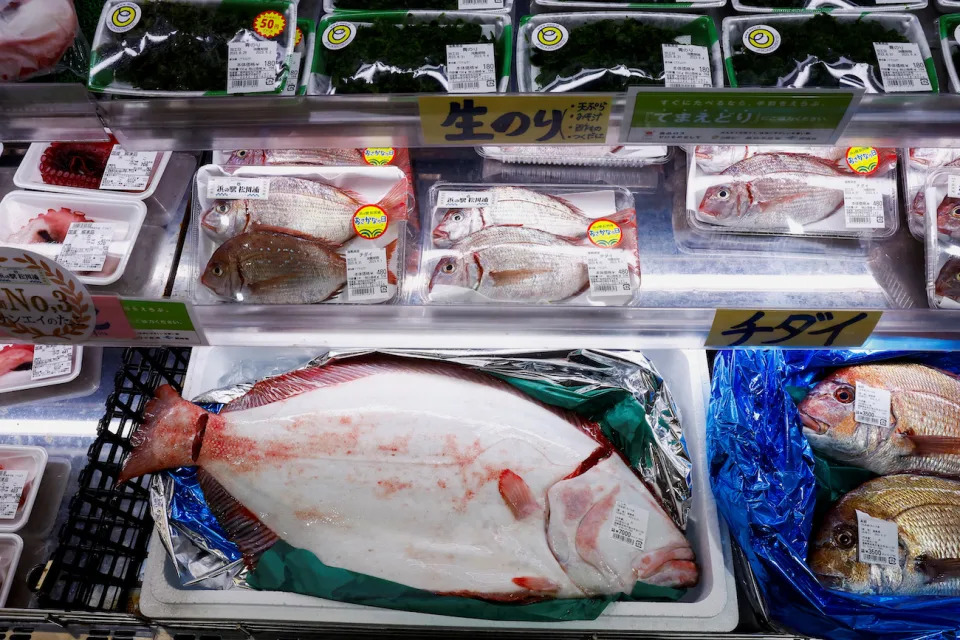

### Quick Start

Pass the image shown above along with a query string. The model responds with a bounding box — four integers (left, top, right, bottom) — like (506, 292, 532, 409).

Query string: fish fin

(906, 435, 960, 456)
(917, 555, 960, 582)
(385, 238, 398, 285)
(197, 468, 278, 567)
(248, 222, 325, 242)
(376, 179, 410, 223)
(488, 268, 553, 287)
(512, 576, 559, 593)
(118, 385, 212, 484)
(498, 469, 541, 519)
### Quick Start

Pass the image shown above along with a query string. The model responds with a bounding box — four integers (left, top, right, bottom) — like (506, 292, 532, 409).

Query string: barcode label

(227, 40, 278, 94)
(284, 52, 303, 95)
(31, 344, 74, 380)
(662, 44, 712, 88)
(609, 500, 649, 550)
(458, 0, 504, 7)
(99, 146, 155, 191)
(346, 247, 389, 302)
(587, 250, 632, 297)
(843, 180, 885, 229)
(873, 43, 931, 93)
(855, 381, 891, 428)
(446, 43, 497, 94)
(948, 174, 960, 198)
(0, 470, 28, 519)
(57, 222, 113, 271)
(856, 510, 899, 566)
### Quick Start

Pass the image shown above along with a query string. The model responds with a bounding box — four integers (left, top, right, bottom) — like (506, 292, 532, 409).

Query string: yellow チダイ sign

(419, 95, 613, 146)
(706, 309, 883, 348)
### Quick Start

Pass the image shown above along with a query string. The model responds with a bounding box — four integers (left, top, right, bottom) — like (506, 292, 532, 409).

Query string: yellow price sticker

(706, 309, 882, 348)
(253, 11, 286, 39)
(419, 95, 613, 146)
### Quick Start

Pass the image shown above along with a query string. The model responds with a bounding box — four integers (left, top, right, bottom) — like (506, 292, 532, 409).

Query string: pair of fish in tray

(798, 362, 960, 596)
(200, 177, 406, 304)
(429, 187, 636, 303)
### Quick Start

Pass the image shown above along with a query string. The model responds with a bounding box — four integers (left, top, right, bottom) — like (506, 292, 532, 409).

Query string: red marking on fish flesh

(575, 489, 618, 556)
(437, 479, 447, 489)
(498, 470, 541, 519)
(512, 576, 560, 593)
(376, 478, 413, 497)
(559, 484, 600, 523)
(376, 433, 411, 454)
(635, 545, 699, 587)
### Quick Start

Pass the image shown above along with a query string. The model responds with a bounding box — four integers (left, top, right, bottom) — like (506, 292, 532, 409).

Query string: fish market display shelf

(0, 85, 107, 144)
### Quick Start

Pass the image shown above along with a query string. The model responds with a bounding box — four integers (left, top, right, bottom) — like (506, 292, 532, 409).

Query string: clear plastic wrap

(324, 0, 514, 11)
(940, 15, 960, 94)
(732, 0, 924, 13)
(902, 148, 960, 241)
(517, 13, 723, 92)
(532, 0, 727, 11)
(686, 145, 900, 239)
(212, 147, 412, 173)
(308, 10, 512, 95)
(0, 0, 89, 82)
(477, 145, 671, 168)
(0, 534, 21, 607)
(192, 164, 411, 305)
(0, 446, 47, 533)
(283, 18, 315, 96)
(89, 0, 296, 96)
(723, 13, 937, 94)
(413, 183, 641, 306)
(924, 167, 960, 310)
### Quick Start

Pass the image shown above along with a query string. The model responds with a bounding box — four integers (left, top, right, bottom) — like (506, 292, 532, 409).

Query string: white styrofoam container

(0, 347, 102, 408)
(0, 345, 84, 395)
(0, 534, 22, 606)
(0, 446, 48, 533)
(0, 190, 147, 286)
(924, 167, 960, 310)
(140, 347, 738, 632)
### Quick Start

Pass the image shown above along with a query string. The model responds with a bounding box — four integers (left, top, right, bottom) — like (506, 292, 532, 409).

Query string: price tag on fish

(0, 470, 27, 519)
(854, 382, 891, 428)
(587, 250, 632, 298)
(948, 175, 960, 198)
(661, 44, 712, 89)
(843, 181, 885, 229)
(346, 247, 389, 302)
(437, 191, 495, 208)
(56, 222, 113, 272)
(609, 500, 649, 550)
(458, 0, 503, 7)
(99, 147, 156, 191)
(207, 177, 271, 200)
(856, 510, 899, 566)
(31, 345, 74, 380)
(873, 43, 932, 93)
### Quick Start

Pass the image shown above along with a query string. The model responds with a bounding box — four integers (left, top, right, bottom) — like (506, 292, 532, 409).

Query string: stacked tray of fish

(923, 166, 960, 309)
(415, 184, 641, 305)
(192, 165, 411, 305)
(687, 145, 900, 239)
(134, 347, 737, 630)
(903, 148, 960, 240)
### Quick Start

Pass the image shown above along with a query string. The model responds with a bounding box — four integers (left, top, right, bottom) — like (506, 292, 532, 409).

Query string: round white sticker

(532, 23, 569, 52)
(107, 1, 141, 33)
(742, 25, 781, 55)
(0, 248, 94, 342)
(322, 21, 357, 50)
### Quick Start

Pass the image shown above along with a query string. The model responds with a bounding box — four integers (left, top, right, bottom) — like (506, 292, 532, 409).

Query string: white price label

(0, 470, 28, 519)
(227, 40, 279, 94)
(587, 250, 633, 297)
(283, 52, 303, 95)
(31, 345, 74, 380)
(854, 381, 891, 428)
(458, 0, 504, 7)
(609, 500, 649, 550)
(843, 181, 885, 229)
(207, 177, 271, 200)
(662, 44, 712, 88)
(856, 510, 899, 566)
(948, 175, 960, 198)
(437, 190, 495, 208)
(873, 43, 932, 93)
(99, 147, 156, 191)
(56, 222, 113, 272)
(446, 43, 497, 94)
(346, 247, 389, 302)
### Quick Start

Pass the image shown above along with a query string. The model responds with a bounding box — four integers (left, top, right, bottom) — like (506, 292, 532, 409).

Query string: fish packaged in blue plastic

(708, 348, 960, 639)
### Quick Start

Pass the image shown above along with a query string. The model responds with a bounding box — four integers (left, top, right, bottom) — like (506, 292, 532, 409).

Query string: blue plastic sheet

(708, 349, 960, 640)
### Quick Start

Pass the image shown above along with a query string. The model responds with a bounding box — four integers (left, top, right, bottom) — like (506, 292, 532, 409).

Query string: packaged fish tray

(710, 349, 960, 638)
(308, 11, 513, 95)
(686, 144, 900, 239)
(88, 0, 297, 96)
(477, 145, 672, 168)
(192, 164, 411, 305)
(902, 148, 960, 240)
(940, 15, 960, 93)
(0, 445, 48, 533)
(138, 346, 738, 630)
(324, 0, 514, 11)
(211, 147, 412, 172)
(722, 13, 938, 93)
(0, 191, 146, 286)
(531, 0, 728, 11)
(283, 18, 316, 96)
(0, 0, 88, 83)
(0, 534, 22, 607)
(517, 13, 723, 92)
(924, 167, 960, 309)
(416, 183, 641, 306)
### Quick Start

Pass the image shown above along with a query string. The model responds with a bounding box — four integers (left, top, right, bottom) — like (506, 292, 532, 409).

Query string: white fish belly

(200, 369, 602, 596)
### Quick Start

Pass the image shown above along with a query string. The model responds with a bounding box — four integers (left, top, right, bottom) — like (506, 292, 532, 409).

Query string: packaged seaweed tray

(532, 0, 727, 10)
(940, 15, 960, 94)
(324, 0, 513, 11)
(283, 18, 316, 95)
(517, 13, 723, 92)
(733, 0, 924, 14)
(88, 0, 296, 96)
(722, 13, 937, 94)
(308, 11, 512, 94)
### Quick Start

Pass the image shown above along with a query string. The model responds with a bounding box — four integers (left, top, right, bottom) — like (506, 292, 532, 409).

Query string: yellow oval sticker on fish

(846, 147, 880, 175)
(253, 11, 286, 39)
(588, 219, 623, 248)
(353, 205, 389, 240)
(364, 148, 396, 166)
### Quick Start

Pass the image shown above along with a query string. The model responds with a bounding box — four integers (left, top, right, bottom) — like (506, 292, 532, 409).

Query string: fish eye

(951, 206, 960, 218)
(215, 203, 230, 214)
(236, 150, 247, 158)
(716, 189, 730, 199)
(834, 524, 857, 549)
(212, 265, 224, 277)
(834, 386, 855, 404)
(442, 262, 455, 274)
(452, 214, 463, 222)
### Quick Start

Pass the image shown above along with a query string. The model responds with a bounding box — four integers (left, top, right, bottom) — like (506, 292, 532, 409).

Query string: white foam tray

(140, 347, 738, 632)
(0, 190, 146, 286)
(0, 446, 48, 533)
(0, 533, 22, 606)
(0, 345, 84, 395)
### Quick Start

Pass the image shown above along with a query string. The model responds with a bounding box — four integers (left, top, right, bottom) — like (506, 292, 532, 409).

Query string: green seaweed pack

(324, 0, 513, 11)
(88, 0, 296, 96)
(939, 14, 960, 94)
(725, 13, 938, 93)
(518, 13, 722, 92)
(309, 11, 513, 95)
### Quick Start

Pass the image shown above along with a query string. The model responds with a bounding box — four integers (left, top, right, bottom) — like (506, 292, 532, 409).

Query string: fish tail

(378, 179, 410, 223)
(118, 385, 212, 484)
